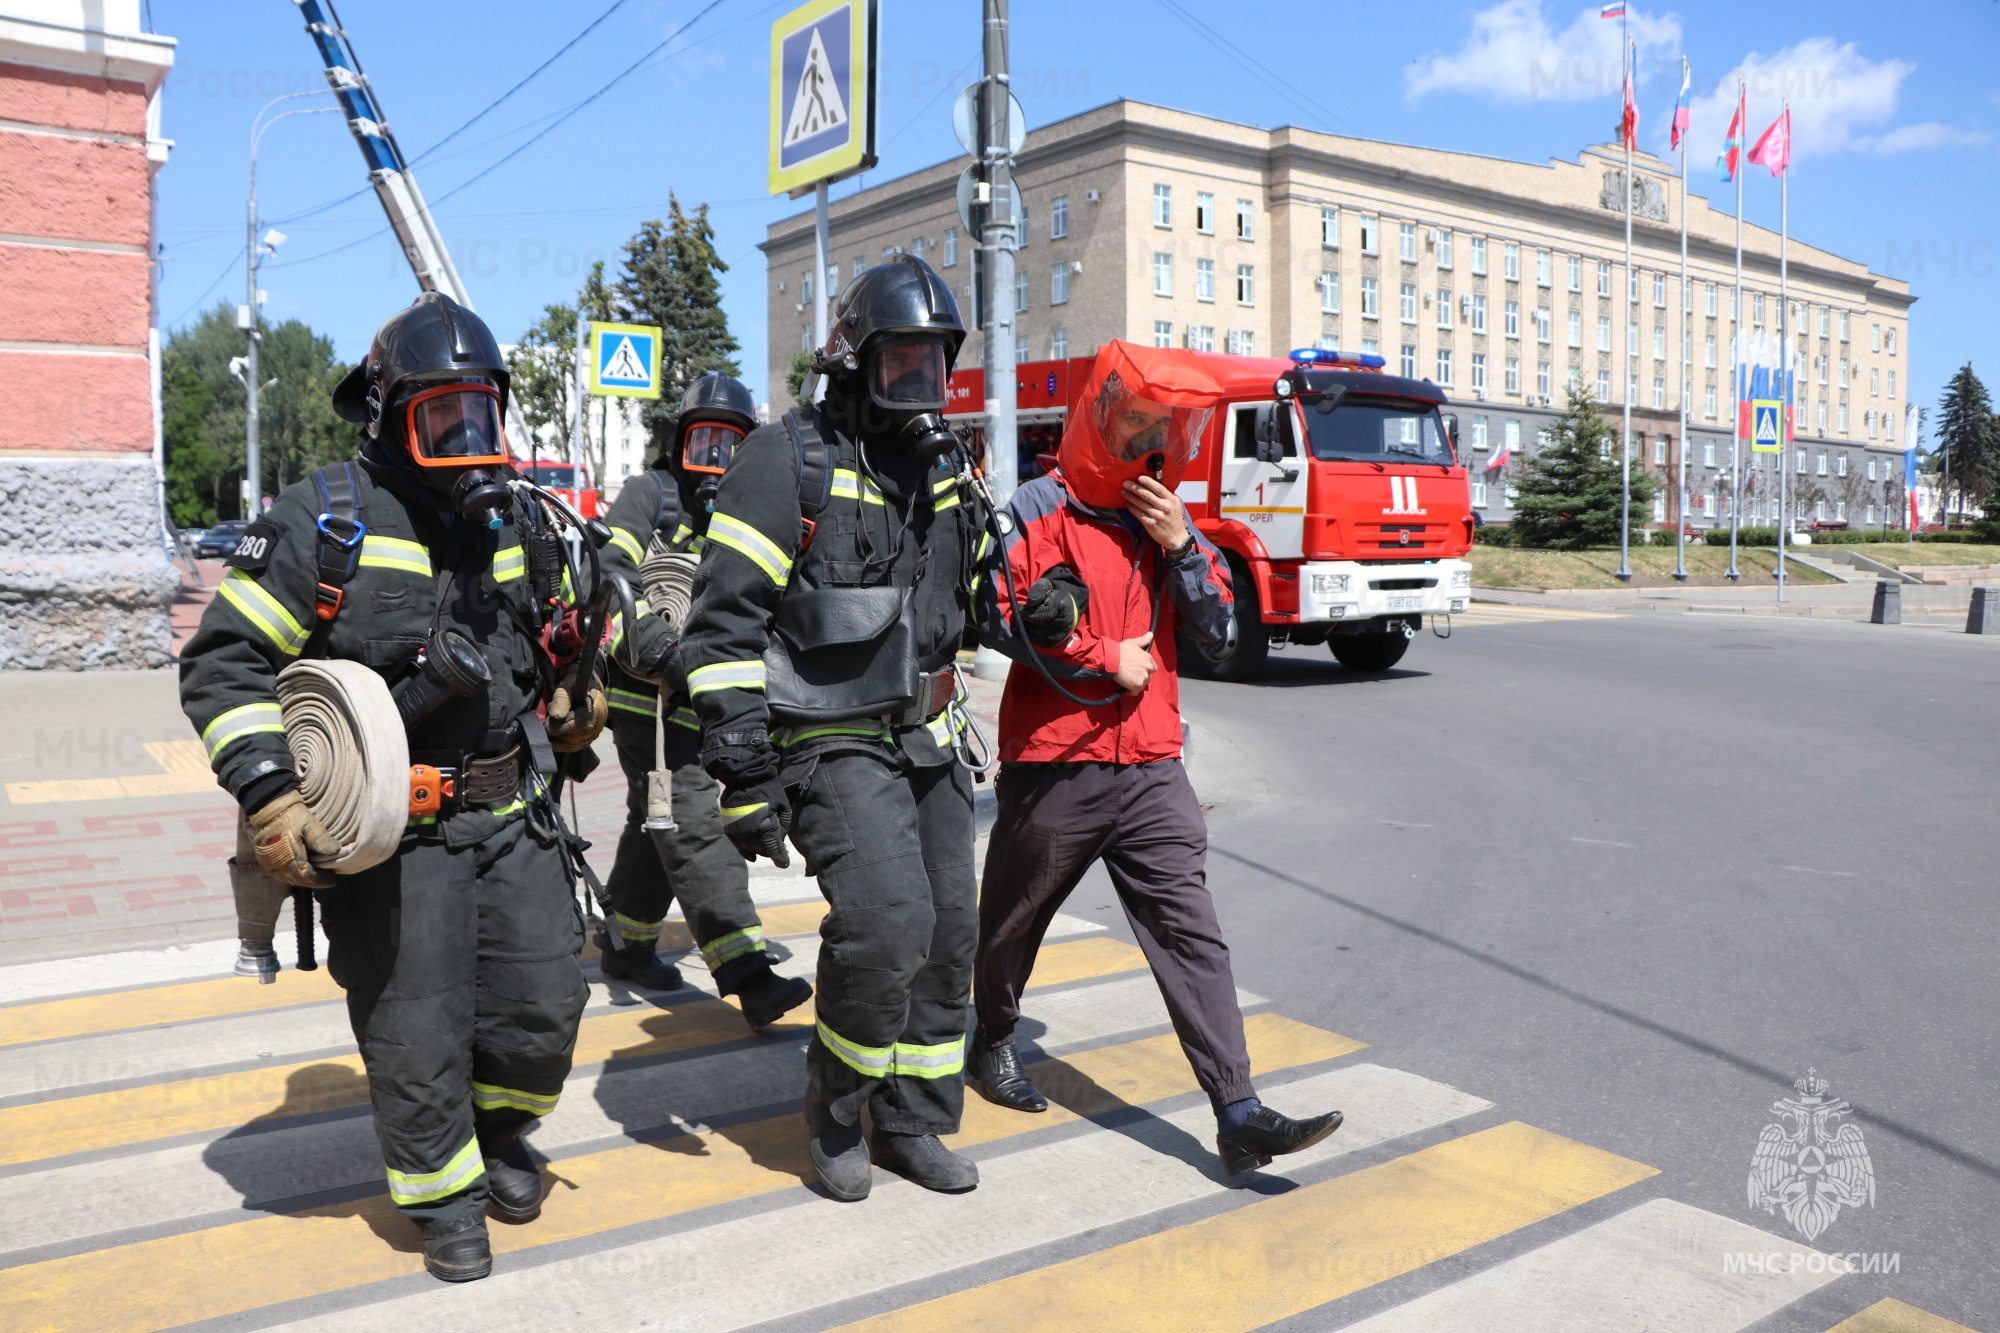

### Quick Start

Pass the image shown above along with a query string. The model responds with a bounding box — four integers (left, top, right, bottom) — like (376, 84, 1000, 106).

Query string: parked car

(195, 520, 252, 559)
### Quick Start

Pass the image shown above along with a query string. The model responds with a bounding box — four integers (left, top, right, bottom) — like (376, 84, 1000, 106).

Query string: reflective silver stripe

(493, 545, 526, 583)
(671, 520, 696, 546)
(688, 660, 766, 695)
(469, 1081, 561, 1117)
(385, 1135, 484, 1204)
(708, 513, 792, 585)
(607, 525, 645, 565)
(215, 569, 310, 657)
(606, 687, 654, 716)
(356, 535, 432, 576)
(816, 1019, 892, 1075)
(201, 701, 285, 761)
(890, 1035, 967, 1078)
(700, 927, 764, 970)
(925, 708, 967, 748)
(613, 911, 661, 944)
(665, 705, 701, 731)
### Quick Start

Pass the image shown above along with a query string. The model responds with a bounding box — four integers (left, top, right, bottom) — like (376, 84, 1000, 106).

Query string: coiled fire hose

(230, 660, 409, 981)
(639, 538, 700, 634)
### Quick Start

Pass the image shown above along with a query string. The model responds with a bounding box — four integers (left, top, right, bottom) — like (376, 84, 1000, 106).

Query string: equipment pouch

(765, 586, 919, 724)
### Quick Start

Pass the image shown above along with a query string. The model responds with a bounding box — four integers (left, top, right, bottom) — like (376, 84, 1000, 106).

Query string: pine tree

(1507, 386, 1658, 549)
(616, 195, 741, 459)
(1933, 363, 1996, 516)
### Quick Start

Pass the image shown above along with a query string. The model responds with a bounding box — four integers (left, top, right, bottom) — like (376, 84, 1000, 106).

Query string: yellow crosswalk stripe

(0, 936, 1147, 1168)
(832, 1120, 1658, 1333)
(0, 1013, 1360, 1333)
(1825, 1300, 1982, 1333)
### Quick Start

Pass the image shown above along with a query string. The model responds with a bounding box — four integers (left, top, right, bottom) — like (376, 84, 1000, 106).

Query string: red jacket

(978, 471, 1234, 764)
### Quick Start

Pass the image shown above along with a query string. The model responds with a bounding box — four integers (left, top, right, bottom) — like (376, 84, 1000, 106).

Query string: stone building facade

(762, 100, 1915, 531)
(0, 2, 176, 669)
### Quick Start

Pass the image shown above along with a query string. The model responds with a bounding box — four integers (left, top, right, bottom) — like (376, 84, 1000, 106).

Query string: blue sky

(150, 0, 1999, 435)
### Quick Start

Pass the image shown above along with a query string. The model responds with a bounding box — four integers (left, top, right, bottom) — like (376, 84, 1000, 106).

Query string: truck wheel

(1330, 630, 1411, 672)
(1180, 556, 1268, 682)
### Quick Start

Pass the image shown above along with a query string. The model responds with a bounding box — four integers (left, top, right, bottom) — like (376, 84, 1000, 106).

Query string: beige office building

(762, 100, 1915, 529)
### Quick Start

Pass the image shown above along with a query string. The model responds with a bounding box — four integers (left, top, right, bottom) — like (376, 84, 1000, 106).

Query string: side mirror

(1441, 412, 1460, 447)
(1252, 405, 1285, 463)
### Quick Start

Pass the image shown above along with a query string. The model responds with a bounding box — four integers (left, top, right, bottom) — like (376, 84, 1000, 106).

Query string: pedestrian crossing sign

(1749, 399, 1782, 453)
(588, 322, 663, 399)
(769, 0, 876, 196)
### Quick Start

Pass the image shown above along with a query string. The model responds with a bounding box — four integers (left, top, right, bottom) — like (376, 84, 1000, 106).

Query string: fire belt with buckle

(408, 746, 523, 819)
(888, 666, 958, 728)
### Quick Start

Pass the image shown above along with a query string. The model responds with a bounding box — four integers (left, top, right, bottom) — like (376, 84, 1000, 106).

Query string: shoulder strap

(782, 407, 835, 549)
(308, 462, 368, 624)
(650, 468, 681, 538)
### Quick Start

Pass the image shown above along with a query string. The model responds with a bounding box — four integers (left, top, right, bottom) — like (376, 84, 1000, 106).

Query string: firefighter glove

(1023, 564, 1090, 648)
(547, 666, 609, 753)
(720, 779, 791, 868)
(247, 790, 340, 890)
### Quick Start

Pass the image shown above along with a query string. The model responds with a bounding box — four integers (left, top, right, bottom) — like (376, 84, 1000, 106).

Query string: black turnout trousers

(975, 759, 1256, 1113)
(320, 813, 588, 1230)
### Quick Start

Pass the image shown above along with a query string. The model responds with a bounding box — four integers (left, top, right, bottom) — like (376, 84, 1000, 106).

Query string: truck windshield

(523, 465, 576, 487)
(1301, 395, 1455, 467)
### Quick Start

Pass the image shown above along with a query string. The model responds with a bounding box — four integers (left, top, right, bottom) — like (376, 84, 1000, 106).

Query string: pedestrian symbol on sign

(782, 27, 846, 146)
(1750, 398, 1782, 453)
(600, 336, 648, 386)
(586, 322, 663, 400)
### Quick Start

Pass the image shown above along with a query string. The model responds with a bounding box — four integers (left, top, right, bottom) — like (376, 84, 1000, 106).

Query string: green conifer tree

(1933, 363, 1995, 518)
(1507, 386, 1658, 549)
(616, 195, 742, 459)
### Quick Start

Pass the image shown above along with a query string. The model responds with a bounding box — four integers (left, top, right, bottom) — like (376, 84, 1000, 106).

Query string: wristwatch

(1164, 533, 1198, 560)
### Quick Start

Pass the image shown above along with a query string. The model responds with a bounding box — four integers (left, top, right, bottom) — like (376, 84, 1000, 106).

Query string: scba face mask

(679, 421, 744, 507)
(395, 380, 514, 528)
(858, 337, 958, 460)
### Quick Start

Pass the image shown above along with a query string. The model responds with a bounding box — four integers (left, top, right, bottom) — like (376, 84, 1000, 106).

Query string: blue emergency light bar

(1288, 347, 1387, 370)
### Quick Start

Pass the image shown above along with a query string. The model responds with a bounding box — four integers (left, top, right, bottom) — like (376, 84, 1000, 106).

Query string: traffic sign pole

(812, 179, 830, 377)
(571, 314, 589, 484)
(981, 0, 1018, 506)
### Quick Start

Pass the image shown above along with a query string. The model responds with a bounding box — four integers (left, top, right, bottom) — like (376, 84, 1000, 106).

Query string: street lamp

(245, 92, 336, 516)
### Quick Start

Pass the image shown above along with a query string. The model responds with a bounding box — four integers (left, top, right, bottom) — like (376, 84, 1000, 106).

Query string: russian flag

(1670, 58, 1691, 150)
(1905, 439, 1921, 529)
(1600, 1, 1626, 17)
(1487, 434, 1513, 471)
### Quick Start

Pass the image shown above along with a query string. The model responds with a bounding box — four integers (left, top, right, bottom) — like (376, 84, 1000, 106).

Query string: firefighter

(679, 255, 987, 1201)
(179, 293, 602, 1282)
(592, 371, 813, 1028)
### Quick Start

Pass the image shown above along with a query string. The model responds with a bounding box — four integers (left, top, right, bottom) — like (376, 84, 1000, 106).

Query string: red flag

(1717, 83, 1745, 180)
(1748, 106, 1791, 176)
(1619, 40, 1639, 149)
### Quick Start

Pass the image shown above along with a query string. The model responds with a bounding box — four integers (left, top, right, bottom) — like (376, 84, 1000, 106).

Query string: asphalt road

(1141, 610, 2000, 1330)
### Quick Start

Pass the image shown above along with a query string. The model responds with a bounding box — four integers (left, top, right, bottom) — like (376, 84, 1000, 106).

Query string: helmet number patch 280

(223, 520, 285, 572)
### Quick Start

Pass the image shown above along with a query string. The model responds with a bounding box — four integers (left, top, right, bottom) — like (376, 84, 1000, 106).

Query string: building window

(1400, 283, 1417, 323)
(1753, 293, 1765, 326)
(1886, 411, 1897, 443)
(1839, 402, 1849, 433)
(1536, 249, 1551, 287)
(1706, 333, 1717, 369)
(1152, 184, 1172, 227)
(1052, 328, 1069, 359)
(1506, 419, 1522, 452)
(1236, 198, 1255, 240)
(1536, 306, 1551, 344)
(1705, 283, 1717, 316)
(1015, 269, 1030, 313)
(1051, 263, 1070, 305)
(1886, 328, 1898, 355)
(1840, 312, 1850, 341)
(1471, 353, 1487, 392)
(1236, 264, 1255, 306)
(1320, 205, 1339, 247)
(1314, 334, 1339, 351)
(1796, 448, 1808, 474)
(1837, 453, 1848, 477)
(1185, 324, 1214, 352)
(1318, 270, 1339, 313)
(1818, 307, 1829, 337)
(1839, 356, 1849, 384)
(1436, 288, 1453, 329)
(1400, 344, 1417, 377)
(1472, 479, 1488, 508)
(1504, 241, 1520, 280)
(1653, 437, 1667, 464)
(1195, 258, 1215, 303)
(1870, 366, 1880, 397)
(799, 270, 814, 304)
(1652, 493, 1667, 521)
(1568, 364, 1582, 394)
(1867, 412, 1878, 440)
(1153, 252, 1173, 296)
(1194, 191, 1214, 235)
(1361, 276, 1379, 317)
(1470, 294, 1487, 333)
(1470, 236, 1486, 275)
(1399, 221, 1416, 261)
(1227, 329, 1256, 356)
(1505, 357, 1520, 395)
(1870, 322, 1881, 352)
(1471, 415, 1489, 449)
(1567, 255, 1582, 291)
(1050, 196, 1069, 239)
(1596, 316, 1611, 352)
(1817, 401, 1828, 433)
(1359, 214, 1378, 254)
(1567, 310, 1582, 348)
(1015, 332, 1030, 361)
(1628, 269, 1639, 302)
(1627, 370, 1639, 402)
(1653, 273, 1667, 307)
(1652, 326, 1666, 359)
(1436, 230, 1453, 269)
(1704, 384, 1717, 417)
(1361, 337, 1380, 357)
(1866, 458, 1877, 481)
(1596, 368, 1611, 401)
(1153, 320, 1173, 348)
(1504, 300, 1520, 338)
(1652, 377, 1665, 408)
(1596, 260, 1611, 297)
(1888, 369, 1897, 399)
(1538, 362, 1552, 397)
(943, 228, 958, 267)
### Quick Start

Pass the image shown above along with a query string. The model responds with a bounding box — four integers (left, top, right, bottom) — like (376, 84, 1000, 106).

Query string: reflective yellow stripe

(688, 660, 766, 695)
(699, 927, 765, 970)
(606, 687, 654, 716)
(779, 722, 890, 748)
(829, 468, 886, 505)
(200, 702, 285, 761)
(356, 535, 431, 576)
(607, 525, 645, 565)
(707, 513, 792, 585)
(613, 911, 662, 944)
(934, 491, 962, 513)
(385, 1135, 484, 1205)
(215, 569, 310, 657)
(890, 1034, 966, 1078)
(925, 708, 967, 748)
(608, 612, 626, 653)
(719, 800, 768, 823)
(816, 1019, 892, 1076)
(493, 544, 526, 583)
(470, 1082, 560, 1117)
(671, 520, 695, 546)
(665, 705, 701, 731)
(487, 798, 525, 818)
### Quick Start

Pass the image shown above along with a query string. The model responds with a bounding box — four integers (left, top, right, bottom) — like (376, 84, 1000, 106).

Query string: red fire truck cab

(946, 347, 1474, 678)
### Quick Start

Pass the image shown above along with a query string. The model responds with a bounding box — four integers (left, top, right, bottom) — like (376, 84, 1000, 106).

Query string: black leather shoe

(482, 1138, 544, 1223)
(869, 1131, 979, 1193)
(1215, 1105, 1344, 1178)
(804, 1083, 872, 1202)
(969, 1042, 1048, 1113)
(422, 1219, 492, 1282)
(735, 965, 813, 1030)
(595, 930, 684, 990)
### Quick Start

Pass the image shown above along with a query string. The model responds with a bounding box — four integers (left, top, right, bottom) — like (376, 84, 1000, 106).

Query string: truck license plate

(1386, 595, 1422, 610)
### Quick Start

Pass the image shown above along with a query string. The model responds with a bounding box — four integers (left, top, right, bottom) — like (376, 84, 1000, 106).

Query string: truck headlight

(1311, 573, 1350, 596)
(1450, 569, 1472, 589)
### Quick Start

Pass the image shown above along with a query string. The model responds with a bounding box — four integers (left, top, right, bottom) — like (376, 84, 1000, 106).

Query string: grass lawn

(1470, 543, 1837, 590)
(1833, 542, 2000, 569)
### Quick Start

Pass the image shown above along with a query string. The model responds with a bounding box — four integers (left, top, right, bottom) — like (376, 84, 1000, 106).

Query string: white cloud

(1682, 37, 1985, 166)
(1405, 0, 1682, 104)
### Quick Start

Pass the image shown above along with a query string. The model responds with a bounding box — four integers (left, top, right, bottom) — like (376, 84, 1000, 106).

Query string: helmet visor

(404, 383, 508, 467)
(870, 336, 949, 410)
(681, 422, 744, 476)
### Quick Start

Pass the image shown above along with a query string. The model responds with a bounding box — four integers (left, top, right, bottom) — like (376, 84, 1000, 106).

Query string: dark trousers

(786, 749, 976, 1136)
(320, 815, 588, 1229)
(976, 759, 1256, 1113)
(607, 718, 770, 991)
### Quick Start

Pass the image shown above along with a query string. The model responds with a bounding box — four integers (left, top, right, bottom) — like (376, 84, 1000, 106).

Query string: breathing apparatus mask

(387, 377, 513, 529)
(861, 335, 957, 461)
(678, 422, 744, 508)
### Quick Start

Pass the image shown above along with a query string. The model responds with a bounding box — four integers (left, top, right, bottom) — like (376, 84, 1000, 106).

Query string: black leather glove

(720, 778, 791, 868)
(1022, 564, 1089, 648)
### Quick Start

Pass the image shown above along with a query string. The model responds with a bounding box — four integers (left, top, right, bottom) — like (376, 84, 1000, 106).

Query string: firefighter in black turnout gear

(178, 293, 601, 1283)
(593, 372, 813, 1028)
(680, 255, 991, 1201)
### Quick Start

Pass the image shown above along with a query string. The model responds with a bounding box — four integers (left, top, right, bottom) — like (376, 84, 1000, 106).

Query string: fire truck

(518, 458, 604, 521)
(946, 347, 1474, 679)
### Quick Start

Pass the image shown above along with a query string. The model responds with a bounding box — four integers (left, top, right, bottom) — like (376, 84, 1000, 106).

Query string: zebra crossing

(1449, 603, 1628, 626)
(0, 896, 1973, 1332)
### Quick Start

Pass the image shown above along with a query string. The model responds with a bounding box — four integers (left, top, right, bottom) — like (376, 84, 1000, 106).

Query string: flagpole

(1727, 80, 1744, 581)
(1775, 99, 1789, 603)
(1674, 55, 1689, 581)
(1616, 31, 1634, 582)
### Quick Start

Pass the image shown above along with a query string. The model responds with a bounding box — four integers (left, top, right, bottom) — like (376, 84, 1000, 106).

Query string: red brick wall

(0, 246, 151, 346)
(0, 351, 154, 452)
(0, 133, 152, 248)
(0, 60, 148, 137)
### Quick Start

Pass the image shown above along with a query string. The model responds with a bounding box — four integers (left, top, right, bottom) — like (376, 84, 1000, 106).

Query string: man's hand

(1121, 475, 1191, 551)
(720, 780, 791, 868)
(248, 790, 339, 889)
(1022, 564, 1089, 647)
(1112, 631, 1158, 696)
(547, 667, 609, 753)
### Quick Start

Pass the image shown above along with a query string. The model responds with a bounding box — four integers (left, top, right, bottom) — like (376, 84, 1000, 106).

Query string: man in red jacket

(970, 345, 1341, 1177)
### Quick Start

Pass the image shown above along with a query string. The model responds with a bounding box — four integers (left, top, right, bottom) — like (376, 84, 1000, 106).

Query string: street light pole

(980, 0, 1018, 506)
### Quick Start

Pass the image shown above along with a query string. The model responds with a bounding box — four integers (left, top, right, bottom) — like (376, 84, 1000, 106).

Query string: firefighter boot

(594, 929, 684, 991)
(422, 1219, 492, 1282)
(868, 1130, 979, 1193)
(732, 964, 813, 1031)
(1214, 1104, 1345, 1178)
(968, 1040, 1048, 1113)
(481, 1134, 545, 1224)
(804, 1074, 873, 1202)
